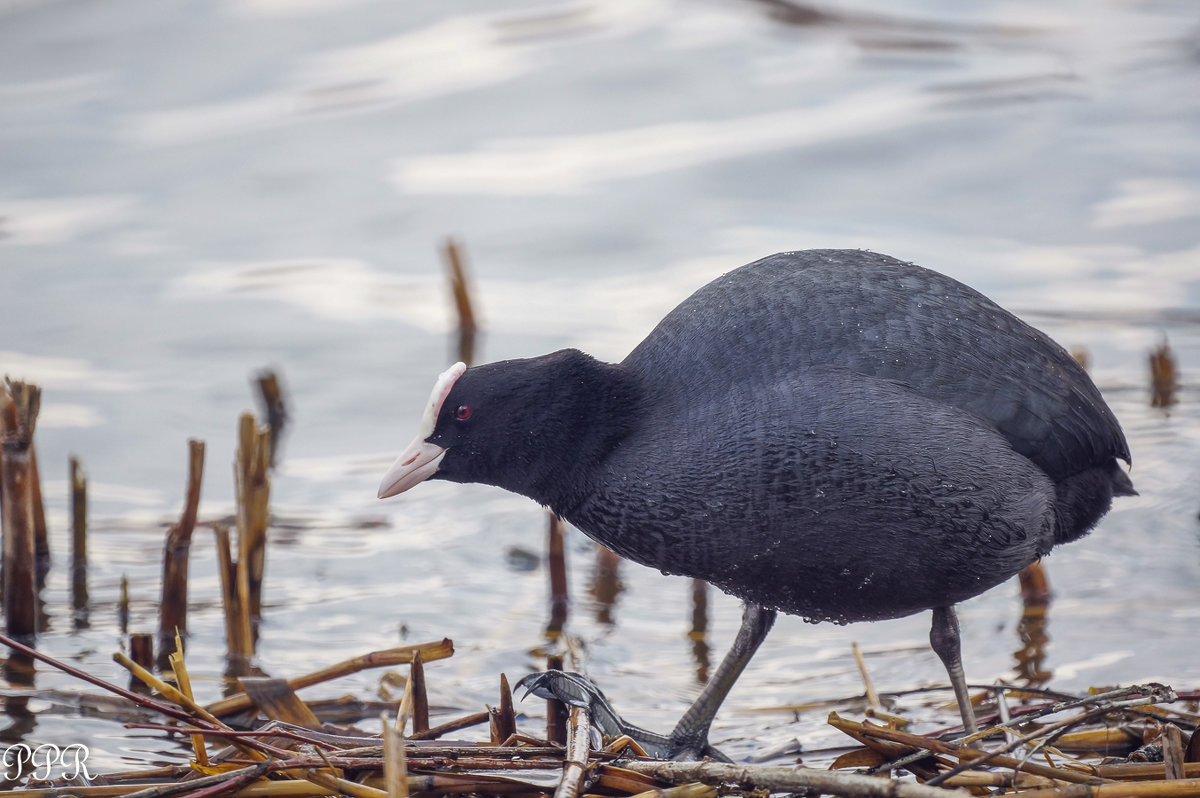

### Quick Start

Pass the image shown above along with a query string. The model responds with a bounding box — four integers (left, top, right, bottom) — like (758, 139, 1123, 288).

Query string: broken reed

(71, 456, 88, 614)
(442, 237, 478, 366)
(1, 379, 42, 640)
(224, 411, 272, 661)
(159, 439, 205, 654)
(255, 369, 288, 469)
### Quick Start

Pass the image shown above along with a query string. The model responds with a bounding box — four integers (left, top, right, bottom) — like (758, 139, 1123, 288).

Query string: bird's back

(623, 249, 1131, 509)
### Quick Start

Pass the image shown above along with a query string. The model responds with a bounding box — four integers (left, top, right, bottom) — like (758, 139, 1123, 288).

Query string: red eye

(455, 405, 471, 420)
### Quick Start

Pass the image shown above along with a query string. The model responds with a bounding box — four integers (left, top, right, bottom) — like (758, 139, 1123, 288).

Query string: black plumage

(380, 249, 1133, 754)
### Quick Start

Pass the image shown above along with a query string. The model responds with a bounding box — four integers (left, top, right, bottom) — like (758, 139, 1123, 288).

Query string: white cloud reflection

(390, 90, 927, 195)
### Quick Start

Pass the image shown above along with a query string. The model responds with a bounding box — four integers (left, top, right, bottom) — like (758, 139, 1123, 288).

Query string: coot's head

(378, 350, 634, 504)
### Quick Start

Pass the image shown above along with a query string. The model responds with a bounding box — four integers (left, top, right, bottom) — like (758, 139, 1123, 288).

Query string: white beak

(378, 438, 447, 499)
(377, 361, 467, 499)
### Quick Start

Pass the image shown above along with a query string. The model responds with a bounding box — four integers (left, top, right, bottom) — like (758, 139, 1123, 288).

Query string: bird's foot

(515, 670, 729, 761)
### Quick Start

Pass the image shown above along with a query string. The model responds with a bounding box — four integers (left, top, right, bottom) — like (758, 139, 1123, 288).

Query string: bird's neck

(492, 351, 638, 515)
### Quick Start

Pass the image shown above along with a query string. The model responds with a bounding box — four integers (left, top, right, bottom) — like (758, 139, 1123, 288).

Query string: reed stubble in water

(1, 379, 41, 640)
(159, 438, 205, 655)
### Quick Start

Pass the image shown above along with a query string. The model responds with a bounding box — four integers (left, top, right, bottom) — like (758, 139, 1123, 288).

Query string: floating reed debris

(2, 378, 42, 640)
(1149, 338, 1179, 408)
(0, 623, 1197, 798)
(159, 438, 206, 654)
(71, 456, 89, 615)
(255, 369, 289, 469)
(442, 237, 479, 366)
(204, 639, 454, 718)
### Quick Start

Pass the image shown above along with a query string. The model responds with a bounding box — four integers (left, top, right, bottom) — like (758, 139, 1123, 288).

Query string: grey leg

(929, 605, 978, 734)
(667, 603, 777, 759)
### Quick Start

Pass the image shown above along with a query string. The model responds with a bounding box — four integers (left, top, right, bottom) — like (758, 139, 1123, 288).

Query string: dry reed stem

(1162, 724, 1185, 780)
(29, 444, 48, 586)
(170, 631, 211, 767)
(71, 457, 89, 611)
(494, 673, 516, 744)
(255, 370, 288, 469)
(160, 439, 205, 648)
(409, 651, 429, 733)
(212, 523, 242, 658)
(555, 704, 592, 798)
(1149, 339, 1178, 408)
(546, 513, 568, 636)
(240, 678, 322, 729)
(383, 711, 408, 798)
(119, 574, 129, 633)
(234, 413, 271, 654)
(924, 690, 1175, 787)
(442, 238, 478, 366)
(407, 710, 489, 741)
(1017, 778, 1200, 798)
(113, 650, 228, 726)
(0, 782, 331, 798)
(0, 632, 248, 746)
(546, 654, 567, 745)
(304, 770, 385, 798)
(205, 640, 453, 717)
(828, 713, 1095, 785)
(625, 784, 717, 798)
(2, 379, 41, 639)
(130, 633, 154, 670)
(1019, 561, 1052, 607)
(853, 641, 882, 713)
(394, 669, 414, 734)
(621, 761, 968, 798)
(1098, 762, 1200, 780)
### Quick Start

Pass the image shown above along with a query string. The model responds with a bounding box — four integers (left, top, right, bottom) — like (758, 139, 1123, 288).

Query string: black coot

(379, 249, 1134, 755)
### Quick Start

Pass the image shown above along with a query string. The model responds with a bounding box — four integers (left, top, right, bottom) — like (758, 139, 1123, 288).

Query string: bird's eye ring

(455, 405, 471, 421)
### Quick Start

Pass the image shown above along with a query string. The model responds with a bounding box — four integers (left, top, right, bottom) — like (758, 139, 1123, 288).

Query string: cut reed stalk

(130, 633, 154, 671)
(409, 651, 429, 733)
(442, 237, 479, 366)
(382, 711, 408, 798)
(212, 523, 247, 660)
(118, 574, 129, 633)
(546, 654, 567, 745)
(160, 439, 205, 653)
(492, 673, 516, 744)
(547, 513, 568, 636)
(2, 380, 41, 640)
(169, 631, 210, 766)
(255, 369, 288, 469)
(234, 412, 271, 648)
(29, 445, 48, 587)
(70, 457, 89, 613)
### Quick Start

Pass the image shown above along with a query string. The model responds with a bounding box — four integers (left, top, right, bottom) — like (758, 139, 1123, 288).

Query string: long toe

(516, 670, 680, 756)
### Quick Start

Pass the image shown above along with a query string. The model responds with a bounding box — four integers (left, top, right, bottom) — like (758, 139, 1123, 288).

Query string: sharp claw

(514, 670, 604, 708)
